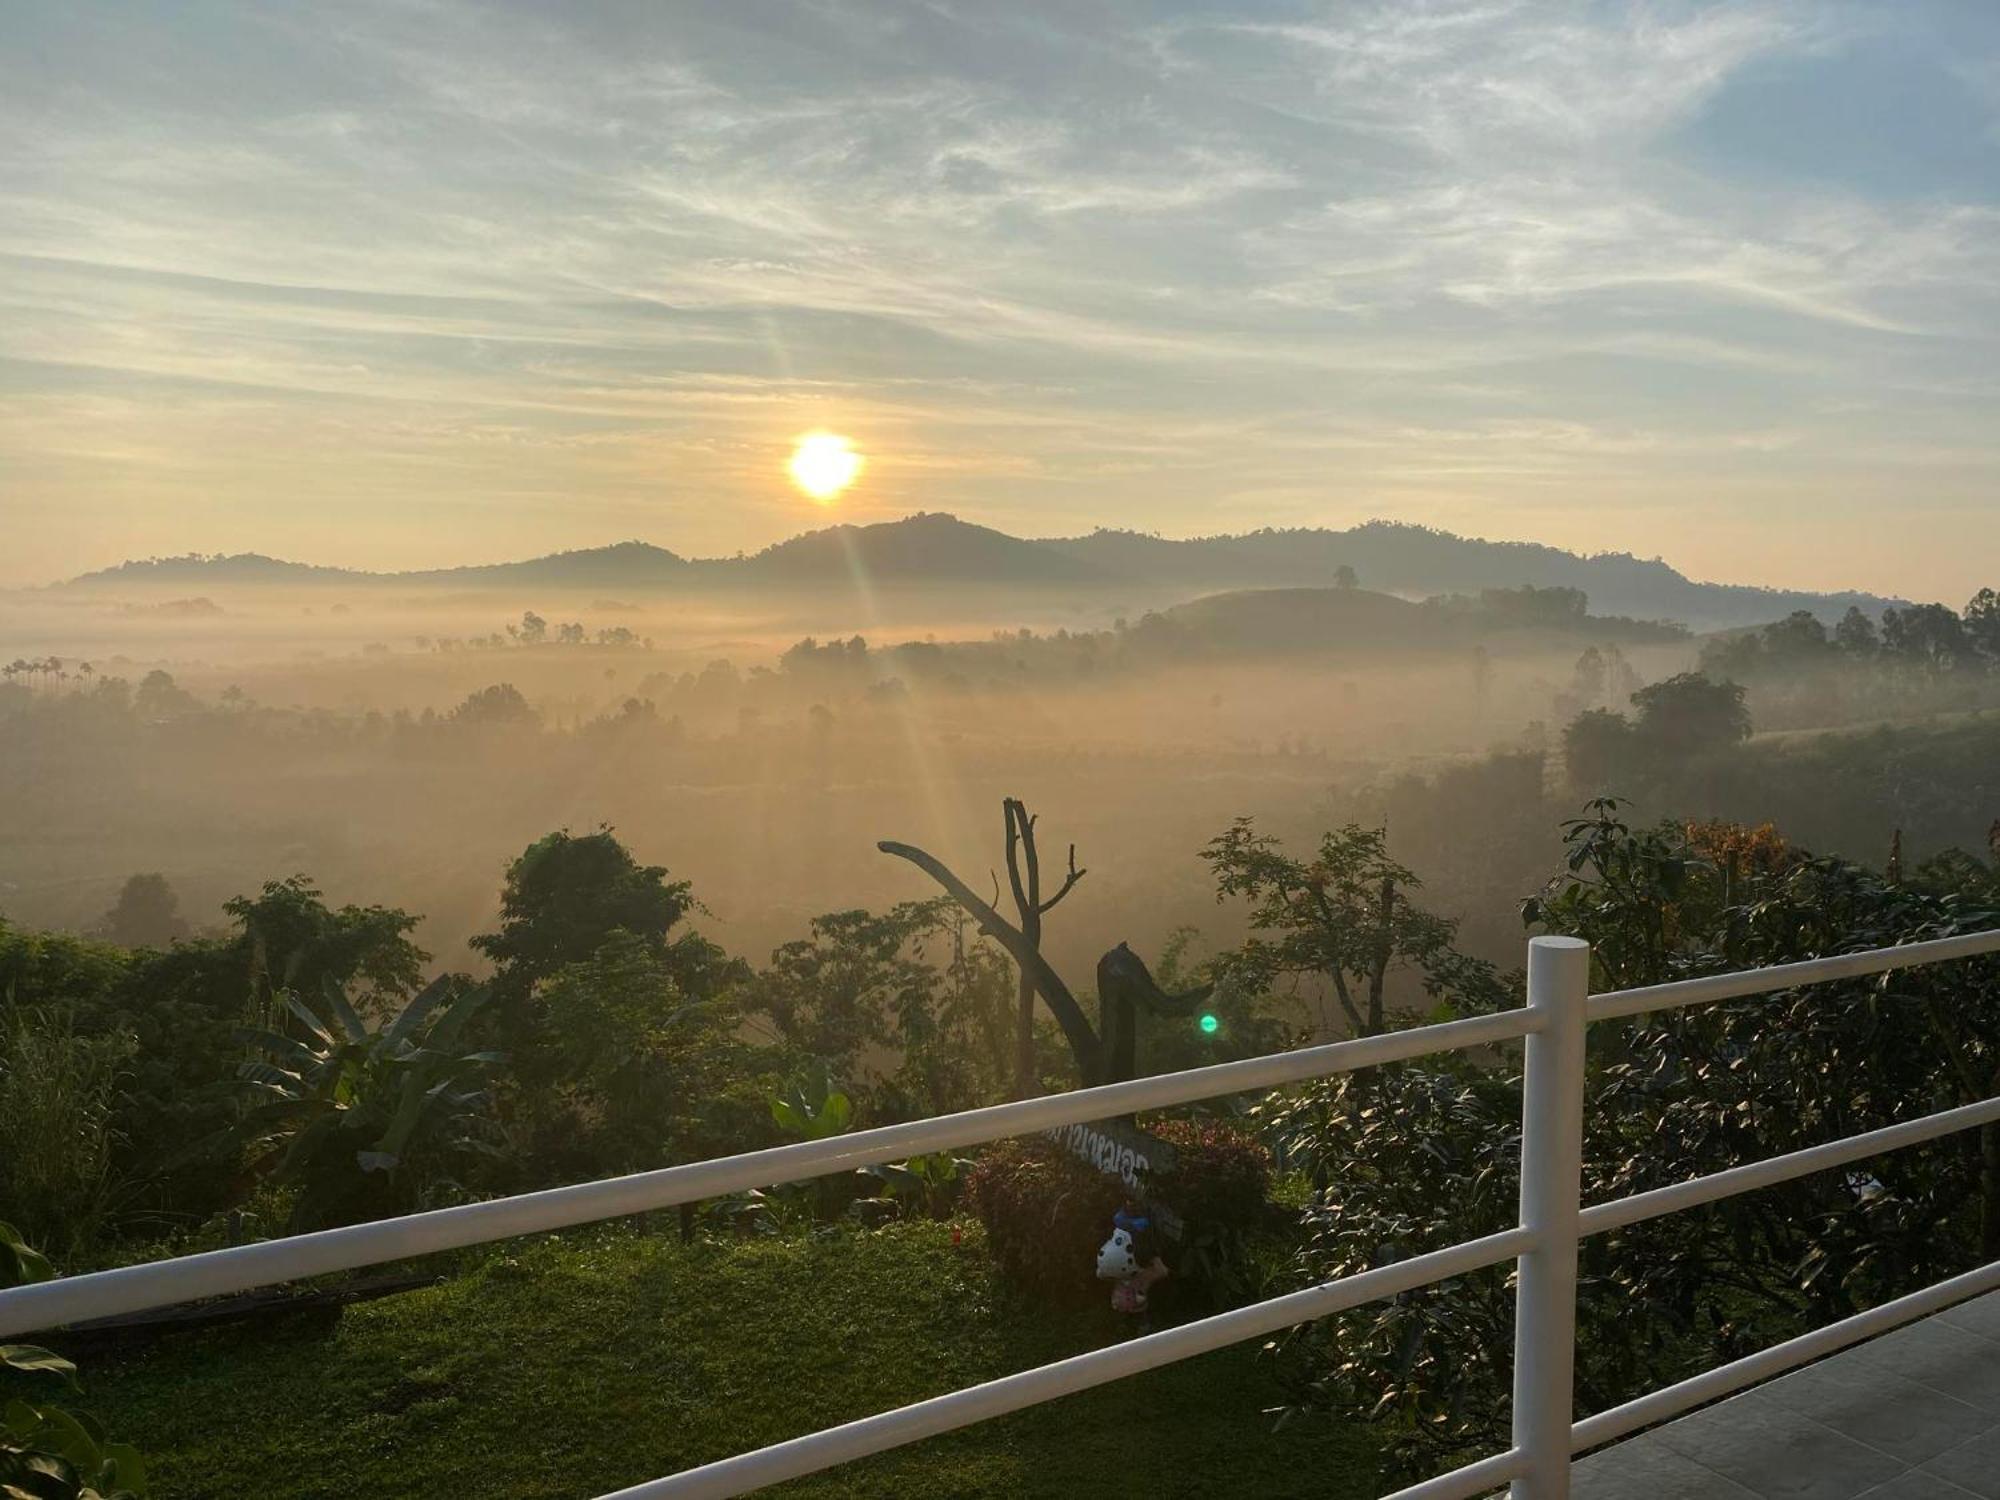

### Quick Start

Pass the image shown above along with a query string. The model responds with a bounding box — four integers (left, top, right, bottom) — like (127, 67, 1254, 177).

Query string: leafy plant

(0, 1007, 133, 1259)
(1, 1222, 148, 1499)
(963, 1139, 1125, 1304)
(767, 1071, 859, 1222)
(856, 1151, 974, 1220)
(233, 976, 503, 1230)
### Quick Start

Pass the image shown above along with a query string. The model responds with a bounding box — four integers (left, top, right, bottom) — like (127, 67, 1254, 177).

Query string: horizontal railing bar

(0, 1006, 1536, 1339)
(596, 1227, 1534, 1500)
(1579, 1093, 2000, 1237)
(1378, 1446, 1526, 1500)
(1570, 1256, 2000, 1453)
(1587, 928, 2000, 1023)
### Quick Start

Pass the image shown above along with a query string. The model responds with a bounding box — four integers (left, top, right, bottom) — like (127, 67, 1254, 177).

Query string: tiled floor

(1573, 1290, 2000, 1499)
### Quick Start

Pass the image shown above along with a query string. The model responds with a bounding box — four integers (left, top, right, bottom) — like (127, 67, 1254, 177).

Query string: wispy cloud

(1, 0, 1997, 597)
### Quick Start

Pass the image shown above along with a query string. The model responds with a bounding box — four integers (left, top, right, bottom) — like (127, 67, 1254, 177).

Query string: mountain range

(56, 513, 1899, 632)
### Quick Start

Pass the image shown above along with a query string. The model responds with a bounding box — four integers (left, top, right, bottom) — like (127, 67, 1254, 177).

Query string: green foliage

(857, 1152, 975, 1221)
(1, 1223, 148, 1499)
(962, 1139, 1126, 1304)
(1142, 1117, 1275, 1307)
(0, 1008, 133, 1259)
(225, 876, 429, 1019)
(743, 900, 1015, 1117)
(502, 931, 773, 1184)
(233, 977, 502, 1231)
(1202, 819, 1501, 1037)
(768, 1071, 859, 1222)
(78, 1223, 1377, 1498)
(1133, 927, 1294, 1078)
(1277, 801, 2000, 1479)
(473, 829, 700, 998)
(965, 1121, 1272, 1307)
(1628, 671, 1751, 755)
(1561, 706, 1634, 791)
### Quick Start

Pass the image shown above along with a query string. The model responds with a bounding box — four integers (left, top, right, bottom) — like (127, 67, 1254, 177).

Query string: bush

(965, 1118, 1272, 1306)
(0, 1007, 134, 1260)
(964, 1138, 1125, 1304)
(1144, 1115, 1274, 1305)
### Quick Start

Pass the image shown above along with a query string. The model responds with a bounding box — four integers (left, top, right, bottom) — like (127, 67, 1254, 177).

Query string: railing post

(1511, 936, 1590, 1499)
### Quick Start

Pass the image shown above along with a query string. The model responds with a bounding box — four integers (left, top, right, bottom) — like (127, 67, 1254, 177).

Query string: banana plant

(856, 1151, 974, 1220)
(234, 975, 504, 1230)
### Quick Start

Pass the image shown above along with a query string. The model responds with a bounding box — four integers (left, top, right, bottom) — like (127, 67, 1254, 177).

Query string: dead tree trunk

(1096, 942, 1214, 1085)
(1003, 797, 1084, 1098)
(878, 834, 1105, 1084)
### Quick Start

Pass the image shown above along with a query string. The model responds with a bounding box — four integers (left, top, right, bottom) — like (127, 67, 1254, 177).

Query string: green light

(1199, 1013, 1220, 1035)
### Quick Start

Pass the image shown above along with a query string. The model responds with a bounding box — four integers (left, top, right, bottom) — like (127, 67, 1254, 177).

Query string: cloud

(0, 0, 1996, 596)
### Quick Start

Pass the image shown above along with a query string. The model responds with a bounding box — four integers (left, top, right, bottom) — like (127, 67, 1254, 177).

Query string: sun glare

(787, 431, 863, 502)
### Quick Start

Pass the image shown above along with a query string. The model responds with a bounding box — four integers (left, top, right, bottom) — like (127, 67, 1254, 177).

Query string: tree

(472, 830, 711, 1004)
(1000, 798, 1085, 1097)
(1882, 603, 1974, 675)
(879, 804, 1208, 1087)
(1200, 819, 1498, 1039)
(742, 900, 1015, 1118)
(1628, 671, 1750, 756)
(133, 669, 196, 718)
(1331, 564, 1358, 590)
(1562, 707, 1634, 790)
(224, 876, 428, 1016)
(450, 683, 539, 727)
(1834, 605, 1880, 658)
(505, 931, 774, 1181)
(517, 610, 548, 644)
(1966, 588, 2000, 666)
(1569, 646, 1607, 704)
(94, 874, 190, 949)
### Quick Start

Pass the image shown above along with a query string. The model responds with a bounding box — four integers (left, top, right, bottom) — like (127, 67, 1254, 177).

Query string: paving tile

(1647, 1389, 1907, 1500)
(1849, 1323, 2000, 1416)
(1857, 1473, 1984, 1499)
(1572, 1434, 1761, 1499)
(1762, 1355, 1995, 1465)
(1921, 1426, 2000, 1499)
(1936, 1292, 2000, 1347)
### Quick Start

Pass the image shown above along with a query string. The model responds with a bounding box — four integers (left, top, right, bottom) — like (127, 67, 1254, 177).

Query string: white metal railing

(4, 929, 2000, 1500)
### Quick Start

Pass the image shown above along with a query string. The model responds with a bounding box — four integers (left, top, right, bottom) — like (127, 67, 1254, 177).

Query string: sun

(787, 431, 863, 503)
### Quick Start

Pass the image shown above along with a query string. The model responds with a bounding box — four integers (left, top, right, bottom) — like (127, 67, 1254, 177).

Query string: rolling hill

(57, 513, 1901, 631)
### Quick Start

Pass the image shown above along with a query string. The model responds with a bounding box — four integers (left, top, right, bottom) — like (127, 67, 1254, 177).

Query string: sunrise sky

(4, 2, 1997, 598)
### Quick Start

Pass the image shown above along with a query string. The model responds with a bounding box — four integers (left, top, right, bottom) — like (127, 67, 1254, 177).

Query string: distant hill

(729, 511, 1108, 585)
(1151, 585, 1684, 656)
(59, 513, 1901, 631)
(1043, 523, 1894, 630)
(402, 541, 689, 588)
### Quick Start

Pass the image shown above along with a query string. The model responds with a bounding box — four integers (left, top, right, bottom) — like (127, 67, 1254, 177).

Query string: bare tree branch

(1039, 843, 1086, 914)
(878, 837, 1105, 1084)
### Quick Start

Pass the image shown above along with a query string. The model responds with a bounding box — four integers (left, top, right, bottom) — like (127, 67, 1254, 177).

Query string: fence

(6, 929, 2000, 1499)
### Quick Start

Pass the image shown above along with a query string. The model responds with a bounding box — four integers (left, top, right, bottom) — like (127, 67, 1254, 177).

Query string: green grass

(81, 1221, 1379, 1499)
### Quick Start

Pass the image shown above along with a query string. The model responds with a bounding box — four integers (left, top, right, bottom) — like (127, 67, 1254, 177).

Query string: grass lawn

(81, 1220, 1380, 1499)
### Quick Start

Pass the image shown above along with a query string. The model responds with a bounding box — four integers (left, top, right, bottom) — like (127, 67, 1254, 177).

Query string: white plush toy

(1096, 1227, 1138, 1280)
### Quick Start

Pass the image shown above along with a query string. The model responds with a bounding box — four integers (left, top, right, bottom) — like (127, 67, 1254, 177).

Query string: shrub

(0, 1007, 134, 1259)
(964, 1138, 1125, 1304)
(965, 1119, 1272, 1306)
(1144, 1115, 1274, 1305)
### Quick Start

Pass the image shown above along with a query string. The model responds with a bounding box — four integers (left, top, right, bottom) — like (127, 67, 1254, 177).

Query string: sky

(3, 1, 1998, 600)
